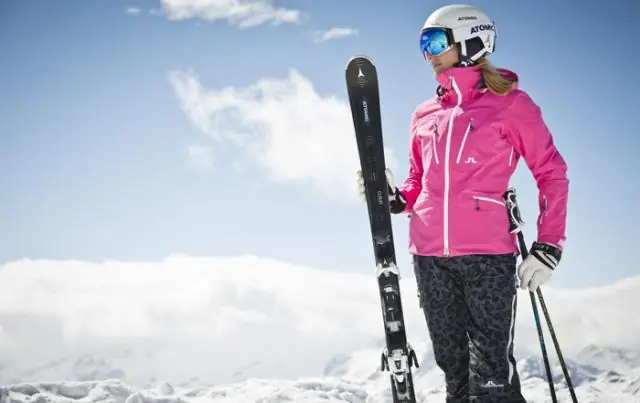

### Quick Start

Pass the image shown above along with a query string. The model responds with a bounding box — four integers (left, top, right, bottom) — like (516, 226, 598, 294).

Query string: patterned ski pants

(413, 253, 527, 403)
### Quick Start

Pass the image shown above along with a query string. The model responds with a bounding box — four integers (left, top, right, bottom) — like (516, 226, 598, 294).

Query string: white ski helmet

(420, 4, 496, 66)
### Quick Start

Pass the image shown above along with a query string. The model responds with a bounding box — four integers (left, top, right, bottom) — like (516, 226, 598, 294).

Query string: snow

(2, 370, 640, 403)
(1, 255, 639, 402)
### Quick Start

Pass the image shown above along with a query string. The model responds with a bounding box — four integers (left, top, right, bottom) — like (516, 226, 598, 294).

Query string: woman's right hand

(356, 168, 407, 213)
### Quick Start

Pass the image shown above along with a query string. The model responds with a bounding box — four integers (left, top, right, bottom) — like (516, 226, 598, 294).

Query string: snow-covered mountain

(1, 255, 639, 402)
(2, 359, 640, 403)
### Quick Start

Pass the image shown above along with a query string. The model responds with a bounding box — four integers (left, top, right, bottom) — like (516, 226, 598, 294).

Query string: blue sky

(1, 0, 638, 290)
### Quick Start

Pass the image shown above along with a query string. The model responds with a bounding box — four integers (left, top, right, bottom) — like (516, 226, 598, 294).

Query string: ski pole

(516, 226, 558, 403)
(503, 188, 556, 402)
(503, 188, 578, 403)
(535, 282, 578, 402)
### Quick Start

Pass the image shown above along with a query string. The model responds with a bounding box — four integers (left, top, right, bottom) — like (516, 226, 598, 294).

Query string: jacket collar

(435, 66, 519, 105)
(435, 66, 484, 106)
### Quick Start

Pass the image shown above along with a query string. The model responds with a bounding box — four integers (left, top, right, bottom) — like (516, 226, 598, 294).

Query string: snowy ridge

(2, 364, 640, 403)
(1, 255, 639, 402)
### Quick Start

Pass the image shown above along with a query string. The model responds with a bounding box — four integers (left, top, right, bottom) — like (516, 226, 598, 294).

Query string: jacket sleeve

(398, 111, 423, 212)
(504, 91, 569, 250)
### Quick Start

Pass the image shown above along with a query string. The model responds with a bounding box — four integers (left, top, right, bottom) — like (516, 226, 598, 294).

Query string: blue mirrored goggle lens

(420, 29, 450, 56)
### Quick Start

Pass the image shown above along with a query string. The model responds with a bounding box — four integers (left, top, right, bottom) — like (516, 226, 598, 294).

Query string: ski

(345, 55, 419, 403)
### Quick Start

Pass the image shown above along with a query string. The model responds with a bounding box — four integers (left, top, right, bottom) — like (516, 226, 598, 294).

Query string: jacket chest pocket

(453, 118, 512, 168)
(416, 120, 442, 167)
(454, 119, 474, 165)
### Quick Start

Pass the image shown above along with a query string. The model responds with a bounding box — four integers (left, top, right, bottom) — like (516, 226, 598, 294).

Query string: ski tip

(345, 55, 375, 70)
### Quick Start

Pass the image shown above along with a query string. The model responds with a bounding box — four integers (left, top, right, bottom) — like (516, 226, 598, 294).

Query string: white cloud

(0, 256, 390, 385)
(125, 7, 142, 14)
(168, 69, 399, 203)
(313, 27, 359, 43)
(1, 255, 639, 389)
(158, 0, 300, 28)
(186, 143, 214, 169)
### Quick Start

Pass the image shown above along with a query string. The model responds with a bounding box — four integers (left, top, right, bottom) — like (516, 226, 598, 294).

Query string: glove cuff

(389, 188, 407, 214)
(531, 241, 562, 270)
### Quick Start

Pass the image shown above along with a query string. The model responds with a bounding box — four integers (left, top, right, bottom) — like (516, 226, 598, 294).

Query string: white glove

(356, 168, 407, 213)
(518, 242, 562, 292)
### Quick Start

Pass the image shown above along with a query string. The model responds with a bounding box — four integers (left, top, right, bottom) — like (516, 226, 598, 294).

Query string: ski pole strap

(503, 187, 530, 258)
(503, 187, 524, 234)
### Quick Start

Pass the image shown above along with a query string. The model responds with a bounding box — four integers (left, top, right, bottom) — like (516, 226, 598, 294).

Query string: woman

(357, 4, 569, 403)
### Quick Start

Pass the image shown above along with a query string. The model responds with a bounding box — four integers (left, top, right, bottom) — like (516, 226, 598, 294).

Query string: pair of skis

(345, 55, 419, 403)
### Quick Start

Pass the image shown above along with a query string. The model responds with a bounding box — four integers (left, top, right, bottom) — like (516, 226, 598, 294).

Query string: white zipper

(539, 195, 548, 224)
(508, 147, 514, 167)
(456, 120, 472, 164)
(443, 77, 463, 256)
(432, 125, 440, 165)
(473, 196, 505, 206)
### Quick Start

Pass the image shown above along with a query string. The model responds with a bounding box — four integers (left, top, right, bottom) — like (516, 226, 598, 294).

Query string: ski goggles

(420, 28, 453, 57)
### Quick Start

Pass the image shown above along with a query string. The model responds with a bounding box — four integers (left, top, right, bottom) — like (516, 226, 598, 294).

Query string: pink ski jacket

(398, 66, 569, 257)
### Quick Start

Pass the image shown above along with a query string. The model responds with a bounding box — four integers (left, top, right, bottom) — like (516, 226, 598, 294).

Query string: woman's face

(426, 45, 459, 75)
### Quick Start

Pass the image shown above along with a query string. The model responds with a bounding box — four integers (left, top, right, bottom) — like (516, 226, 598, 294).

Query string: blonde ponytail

(476, 57, 516, 96)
